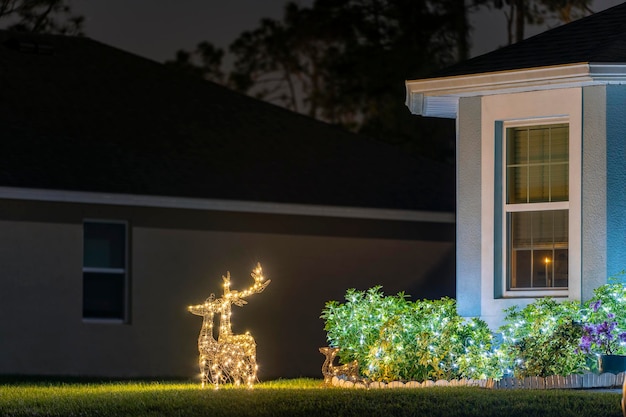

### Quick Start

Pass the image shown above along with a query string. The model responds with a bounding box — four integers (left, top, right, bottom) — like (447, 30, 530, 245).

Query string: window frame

(500, 117, 571, 298)
(82, 219, 130, 323)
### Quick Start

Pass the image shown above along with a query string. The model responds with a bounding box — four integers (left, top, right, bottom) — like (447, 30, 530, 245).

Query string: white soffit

(0, 186, 455, 224)
(405, 63, 626, 118)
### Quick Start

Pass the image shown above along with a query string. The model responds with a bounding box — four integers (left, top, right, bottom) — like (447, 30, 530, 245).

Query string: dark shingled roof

(0, 31, 454, 212)
(434, 2, 626, 78)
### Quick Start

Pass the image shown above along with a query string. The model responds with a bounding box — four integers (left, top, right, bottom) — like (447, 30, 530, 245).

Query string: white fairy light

(188, 263, 270, 389)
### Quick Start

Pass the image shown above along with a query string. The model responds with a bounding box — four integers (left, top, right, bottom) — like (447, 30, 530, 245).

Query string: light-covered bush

(497, 298, 587, 378)
(320, 287, 502, 382)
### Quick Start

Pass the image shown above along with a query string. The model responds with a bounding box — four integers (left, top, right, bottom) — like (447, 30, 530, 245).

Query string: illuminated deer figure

(188, 263, 270, 388)
(188, 294, 246, 388)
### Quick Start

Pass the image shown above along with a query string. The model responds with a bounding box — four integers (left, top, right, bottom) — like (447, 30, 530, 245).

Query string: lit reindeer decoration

(319, 346, 359, 385)
(188, 294, 249, 388)
(188, 263, 270, 388)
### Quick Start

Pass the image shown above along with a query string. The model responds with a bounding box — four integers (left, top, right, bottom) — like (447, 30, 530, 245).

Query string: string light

(188, 263, 270, 389)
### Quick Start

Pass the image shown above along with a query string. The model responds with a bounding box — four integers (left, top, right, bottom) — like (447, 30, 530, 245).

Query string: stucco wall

(581, 85, 608, 299)
(0, 199, 454, 380)
(456, 96, 482, 318)
(606, 84, 626, 280)
(453, 88, 586, 329)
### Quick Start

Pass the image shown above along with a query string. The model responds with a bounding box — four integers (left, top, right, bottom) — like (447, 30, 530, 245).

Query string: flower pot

(598, 354, 626, 374)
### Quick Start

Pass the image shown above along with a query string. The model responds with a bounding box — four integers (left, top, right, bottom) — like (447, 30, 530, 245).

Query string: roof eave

(0, 186, 455, 224)
(406, 63, 626, 119)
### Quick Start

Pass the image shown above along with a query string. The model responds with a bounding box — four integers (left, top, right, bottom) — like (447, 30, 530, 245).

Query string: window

(83, 221, 128, 321)
(504, 123, 569, 292)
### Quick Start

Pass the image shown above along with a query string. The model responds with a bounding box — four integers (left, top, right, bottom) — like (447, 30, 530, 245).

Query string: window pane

(551, 126, 569, 162)
(528, 165, 550, 203)
(553, 249, 569, 287)
(507, 129, 527, 166)
(511, 211, 532, 247)
(527, 127, 550, 163)
(533, 250, 553, 288)
(508, 210, 568, 290)
(550, 163, 568, 201)
(507, 166, 527, 204)
(83, 272, 125, 319)
(84, 222, 125, 269)
(532, 211, 555, 246)
(511, 249, 531, 288)
(506, 124, 568, 204)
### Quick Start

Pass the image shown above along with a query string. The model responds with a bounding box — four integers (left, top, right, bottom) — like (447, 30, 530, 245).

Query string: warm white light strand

(189, 263, 270, 389)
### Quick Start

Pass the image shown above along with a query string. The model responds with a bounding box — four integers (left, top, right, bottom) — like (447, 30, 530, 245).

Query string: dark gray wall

(0, 199, 454, 380)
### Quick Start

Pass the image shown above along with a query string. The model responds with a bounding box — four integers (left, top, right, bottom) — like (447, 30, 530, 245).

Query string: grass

(0, 378, 622, 417)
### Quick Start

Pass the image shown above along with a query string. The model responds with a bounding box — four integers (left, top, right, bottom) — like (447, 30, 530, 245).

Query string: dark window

(83, 221, 127, 320)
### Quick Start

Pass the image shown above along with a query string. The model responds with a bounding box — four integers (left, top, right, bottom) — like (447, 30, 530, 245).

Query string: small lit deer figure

(188, 263, 270, 388)
(188, 294, 245, 388)
(319, 346, 359, 385)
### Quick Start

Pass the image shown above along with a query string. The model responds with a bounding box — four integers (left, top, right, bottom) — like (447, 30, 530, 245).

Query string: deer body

(188, 264, 270, 388)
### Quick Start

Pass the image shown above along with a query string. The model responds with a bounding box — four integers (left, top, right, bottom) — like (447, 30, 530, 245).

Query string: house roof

(405, 2, 626, 119)
(435, 2, 626, 78)
(0, 31, 454, 215)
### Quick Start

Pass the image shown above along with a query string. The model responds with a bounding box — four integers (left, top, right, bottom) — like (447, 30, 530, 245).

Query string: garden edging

(330, 372, 625, 390)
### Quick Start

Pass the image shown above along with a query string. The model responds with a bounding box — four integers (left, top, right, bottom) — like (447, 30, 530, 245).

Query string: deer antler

(223, 263, 271, 306)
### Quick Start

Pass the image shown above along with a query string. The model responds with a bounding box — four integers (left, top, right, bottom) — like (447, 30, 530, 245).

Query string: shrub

(498, 298, 587, 378)
(579, 278, 626, 357)
(320, 287, 502, 382)
(320, 287, 408, 377)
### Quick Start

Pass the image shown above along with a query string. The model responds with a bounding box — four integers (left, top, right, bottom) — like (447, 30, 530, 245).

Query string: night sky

(74, 0, 625, 64)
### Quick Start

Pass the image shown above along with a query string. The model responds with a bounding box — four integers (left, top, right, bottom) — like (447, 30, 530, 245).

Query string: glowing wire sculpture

(188, 263, 270, 389)
(319, 346, 359, 385)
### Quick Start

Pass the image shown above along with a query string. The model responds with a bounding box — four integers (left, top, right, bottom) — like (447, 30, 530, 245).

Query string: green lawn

(0, 378, 622, 417)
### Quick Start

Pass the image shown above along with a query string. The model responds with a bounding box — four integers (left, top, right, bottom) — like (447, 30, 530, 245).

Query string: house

(405, 3, 626, 329)
(0, 30, 455, 380)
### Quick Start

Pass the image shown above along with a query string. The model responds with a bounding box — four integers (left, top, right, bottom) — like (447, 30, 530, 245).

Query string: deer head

(188, 293, 221, 316)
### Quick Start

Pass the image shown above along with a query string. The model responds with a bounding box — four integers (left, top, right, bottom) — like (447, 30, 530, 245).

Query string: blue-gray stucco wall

(456, 96, 482, 317)
(582, 85, 608, 299)
(606, 85, 626, 281)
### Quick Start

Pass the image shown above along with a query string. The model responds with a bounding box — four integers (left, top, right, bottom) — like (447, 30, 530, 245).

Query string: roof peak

(433, 2, 626, 78)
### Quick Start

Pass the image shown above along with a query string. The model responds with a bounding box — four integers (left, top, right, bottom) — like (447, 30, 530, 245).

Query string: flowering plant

(578, 299, 626, 355)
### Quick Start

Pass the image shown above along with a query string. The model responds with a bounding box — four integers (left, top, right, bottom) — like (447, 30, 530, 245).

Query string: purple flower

(580, 316, 622, 354)
(583, 324, 596, 335)
(579, 335, 592, 353)
(591, 300, 602, 312)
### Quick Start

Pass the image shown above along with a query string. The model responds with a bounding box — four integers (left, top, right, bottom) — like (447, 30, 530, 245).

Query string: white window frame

(501, 117, 573, 298)
(82, 219, 130, 323)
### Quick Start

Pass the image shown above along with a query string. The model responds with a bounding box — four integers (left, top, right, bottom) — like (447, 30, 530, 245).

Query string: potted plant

(578, 280, 626, 374)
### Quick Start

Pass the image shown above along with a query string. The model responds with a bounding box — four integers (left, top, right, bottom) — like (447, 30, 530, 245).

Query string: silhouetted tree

(0, 0, 83, 35)
(165, 41, 225, 84)
(488, 0, 592, 44)
(167, 0, 598, 164)
(225, 0, 469, 162)
(166, 1, 495, 163)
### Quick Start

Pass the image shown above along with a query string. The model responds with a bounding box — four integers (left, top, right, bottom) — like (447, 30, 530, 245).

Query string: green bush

(320, 287, 502, 382)
(322, 280, 626, 382)
(497, 298, 587, 378)
(585, 277, 626, 330)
